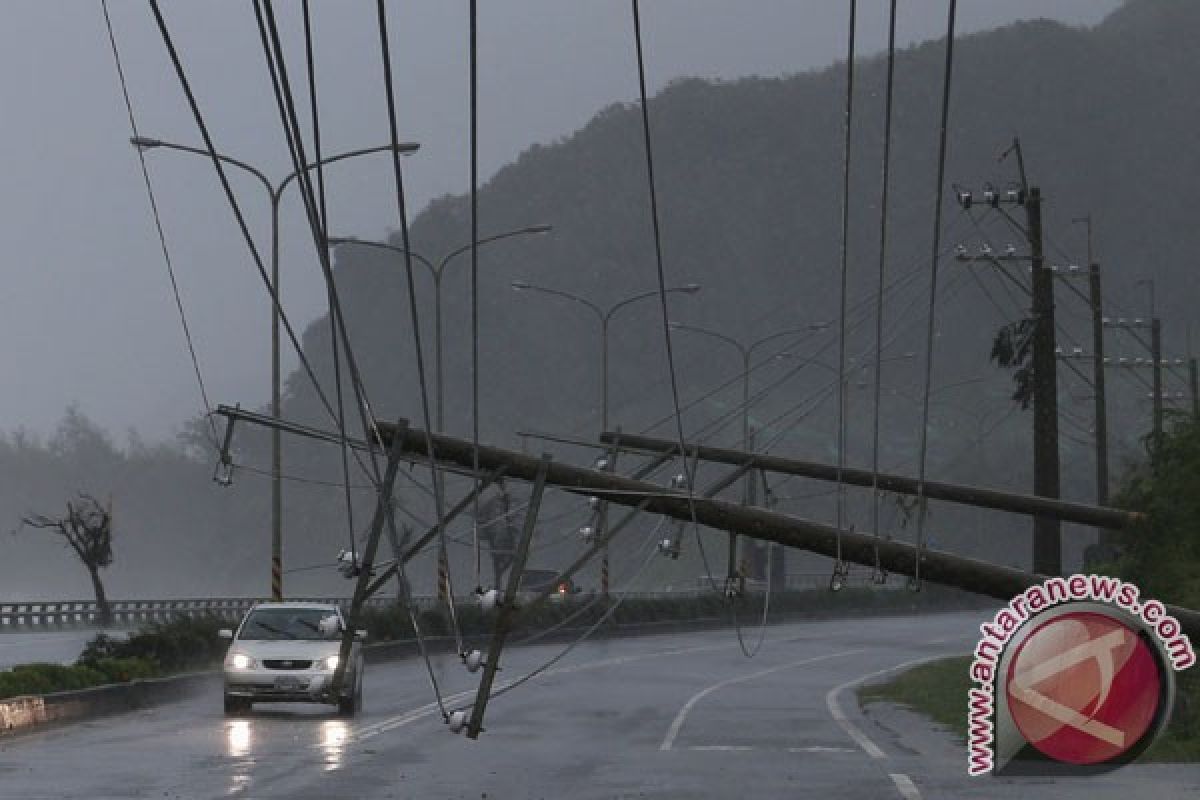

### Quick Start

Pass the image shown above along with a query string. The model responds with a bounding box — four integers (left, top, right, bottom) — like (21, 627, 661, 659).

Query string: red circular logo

(1005, 611, 1163, 765)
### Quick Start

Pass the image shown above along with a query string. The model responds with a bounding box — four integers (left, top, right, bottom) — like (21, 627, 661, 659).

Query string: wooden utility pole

(1026, 187, 1062, 575)
(1191, 357, 1199, 420)
(1152, 318, 1164, 449)
(1089, 263, 1109, 506)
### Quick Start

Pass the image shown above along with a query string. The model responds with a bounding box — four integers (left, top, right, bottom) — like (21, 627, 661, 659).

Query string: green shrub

(77, 615, 226, 673)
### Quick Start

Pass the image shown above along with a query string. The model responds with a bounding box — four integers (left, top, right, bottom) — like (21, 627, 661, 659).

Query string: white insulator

(578, 525, 595, 543)
(588, 496, 602, 510)
(1005, 244, 1016, 256)
(448, 710, 468, 734)
(464, 650, 484, 673)
(670, 473, 688, 490)
(593, 457, 610, 471)
(480, 588, 502, 613)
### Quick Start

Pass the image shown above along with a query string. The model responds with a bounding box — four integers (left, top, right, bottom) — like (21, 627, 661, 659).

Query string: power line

(102, 0, 218, 448)
(300, 0, 358, 561)
(374, 0, 461, 652)
(912, 0, 958, 589)
(146, 1, 359, 456)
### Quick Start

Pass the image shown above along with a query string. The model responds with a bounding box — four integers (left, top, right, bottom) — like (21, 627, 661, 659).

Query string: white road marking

(825, 653, 958, 799)
(688, 745, 754, 751)
(659, 649, 864, 751)
(354, 640, 734, 740)
(680, 745, 856, 754)
(889, 772, 921, 800)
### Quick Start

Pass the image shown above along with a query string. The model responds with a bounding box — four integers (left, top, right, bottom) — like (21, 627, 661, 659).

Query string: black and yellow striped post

(437, 546, 450, 604)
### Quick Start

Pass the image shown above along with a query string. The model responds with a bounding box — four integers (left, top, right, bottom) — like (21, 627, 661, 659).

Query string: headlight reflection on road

(321, 720, 348, 771)
(227, 719, 251, 758)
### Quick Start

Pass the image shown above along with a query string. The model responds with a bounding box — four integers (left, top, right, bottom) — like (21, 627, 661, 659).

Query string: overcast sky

(0, 0, 1120, 442)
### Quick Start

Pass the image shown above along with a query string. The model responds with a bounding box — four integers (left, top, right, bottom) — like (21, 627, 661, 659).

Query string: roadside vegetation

(857, 415, 1200, 763)
(857, 656, 1199, 763)
(0, 616, 226, 701)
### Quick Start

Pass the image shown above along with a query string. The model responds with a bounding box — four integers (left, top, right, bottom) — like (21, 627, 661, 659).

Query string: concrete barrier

(1, 671, 217, 735)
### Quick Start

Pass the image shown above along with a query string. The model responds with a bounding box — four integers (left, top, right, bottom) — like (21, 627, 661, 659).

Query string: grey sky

(1, 1, 1119, 441)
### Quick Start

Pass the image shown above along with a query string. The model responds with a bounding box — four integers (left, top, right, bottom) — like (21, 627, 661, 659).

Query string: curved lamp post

(510, 281, 701, 594)
(328, 225, 552, 432)
(132, 136, 419, 601)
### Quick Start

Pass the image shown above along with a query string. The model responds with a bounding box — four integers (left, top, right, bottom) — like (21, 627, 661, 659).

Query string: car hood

(228, 640, 342, 660)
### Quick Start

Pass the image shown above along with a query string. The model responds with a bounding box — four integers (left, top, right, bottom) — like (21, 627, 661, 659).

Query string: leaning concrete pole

(373, 421, 1198, 639)
(597, 431, 1139, 531)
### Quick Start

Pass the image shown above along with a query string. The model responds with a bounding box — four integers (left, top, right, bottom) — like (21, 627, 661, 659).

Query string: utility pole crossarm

(596, 431, 1139, 531)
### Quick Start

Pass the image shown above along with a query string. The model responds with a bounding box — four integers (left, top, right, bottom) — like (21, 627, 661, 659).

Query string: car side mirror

(354, 629, 368, 641)
(218, 629, 234, 640)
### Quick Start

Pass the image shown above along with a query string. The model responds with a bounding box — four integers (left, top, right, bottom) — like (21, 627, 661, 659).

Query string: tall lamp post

(328, 224, 552, 431)
(668, 323, 830, 584)
(511, 281, 701, 595)
(132, 136, 419, 601)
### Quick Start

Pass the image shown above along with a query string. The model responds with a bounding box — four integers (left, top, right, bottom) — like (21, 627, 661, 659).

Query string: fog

(1, 1, 1117, 441)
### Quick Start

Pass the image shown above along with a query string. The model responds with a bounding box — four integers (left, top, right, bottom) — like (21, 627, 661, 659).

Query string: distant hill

(265, 0, 1200, 576)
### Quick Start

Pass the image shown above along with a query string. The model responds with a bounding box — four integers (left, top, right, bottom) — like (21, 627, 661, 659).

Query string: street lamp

(668, 322, 830, 588)
(133, 136, 419, 601)
(510, 280, 701, 595)
(328, 224, 552, 431)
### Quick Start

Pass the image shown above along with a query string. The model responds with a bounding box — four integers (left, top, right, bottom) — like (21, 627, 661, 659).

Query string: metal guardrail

(0, 596, 437, 631)
(0, 574, 893, 631)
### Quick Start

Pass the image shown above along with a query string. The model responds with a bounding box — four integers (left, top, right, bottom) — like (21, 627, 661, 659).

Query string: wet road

(0, 612, 1195, 799)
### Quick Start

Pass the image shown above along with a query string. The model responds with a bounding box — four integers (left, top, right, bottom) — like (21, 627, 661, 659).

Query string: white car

(219, 602, 366, 716)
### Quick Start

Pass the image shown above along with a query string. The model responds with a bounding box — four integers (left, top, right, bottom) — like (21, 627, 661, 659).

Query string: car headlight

(228, 653, 256, 670)
(320, 654, 340, 671)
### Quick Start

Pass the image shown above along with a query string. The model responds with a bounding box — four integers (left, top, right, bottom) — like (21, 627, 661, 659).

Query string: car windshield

(238, 608, 340, 641)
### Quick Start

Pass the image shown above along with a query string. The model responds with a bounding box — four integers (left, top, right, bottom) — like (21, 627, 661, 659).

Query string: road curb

(1, 670, 216, 736)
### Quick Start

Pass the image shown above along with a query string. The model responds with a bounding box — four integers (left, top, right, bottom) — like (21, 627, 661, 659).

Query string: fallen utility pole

(596, 431, 1139, 531)
(372, 421, 1198, 639)
(466, 455, 551, 739)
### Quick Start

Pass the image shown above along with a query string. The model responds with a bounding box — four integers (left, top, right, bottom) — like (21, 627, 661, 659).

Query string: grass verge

(856, 655, 1200, 763)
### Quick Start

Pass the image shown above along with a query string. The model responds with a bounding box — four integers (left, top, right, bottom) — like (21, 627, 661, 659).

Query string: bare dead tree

(19, 494, 114, 626)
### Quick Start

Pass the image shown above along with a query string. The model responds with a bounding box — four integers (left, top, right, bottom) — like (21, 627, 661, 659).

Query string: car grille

(262, 659, 313, 670)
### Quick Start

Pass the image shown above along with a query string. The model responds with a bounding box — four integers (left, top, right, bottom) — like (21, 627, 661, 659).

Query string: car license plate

(275, 676, 303, 690)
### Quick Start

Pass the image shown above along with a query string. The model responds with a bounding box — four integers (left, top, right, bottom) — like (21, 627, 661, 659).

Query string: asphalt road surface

(0, 612, 1195, 799)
